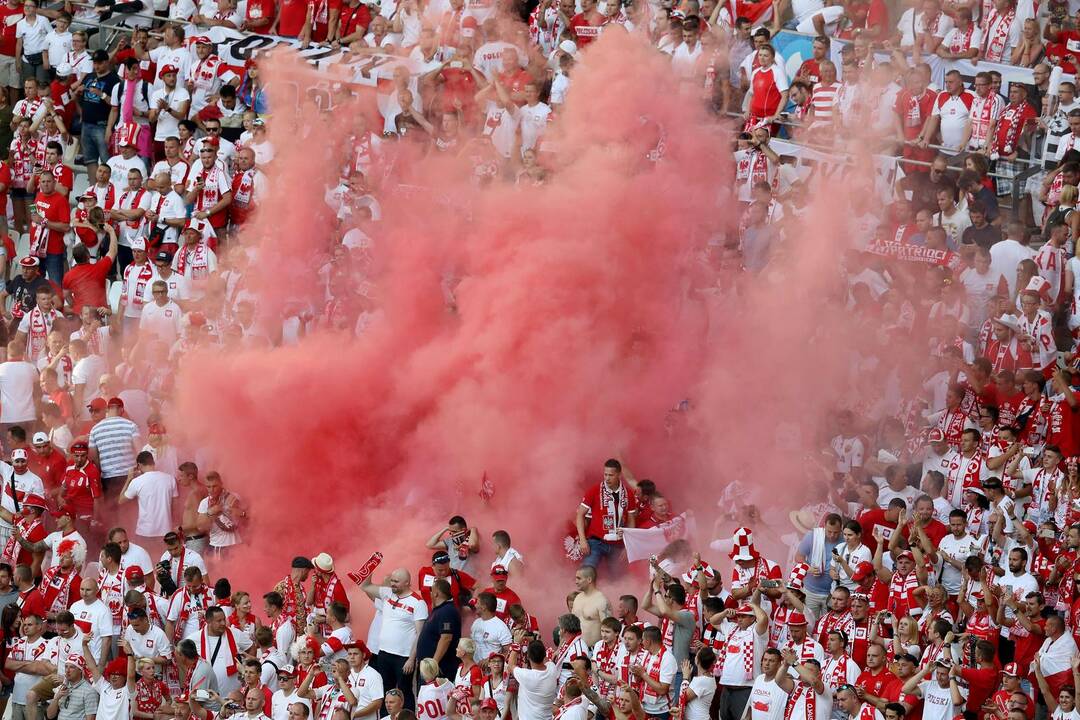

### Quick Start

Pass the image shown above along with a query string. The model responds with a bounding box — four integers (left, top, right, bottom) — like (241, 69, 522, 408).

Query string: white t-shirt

(416, 678, 453, 720)
(185, 627, 253, 695)
(932, 91, 974, 154)
(150, 86, 191, 141)
(122, 623, 172, 659)
(518, 102, 550, 152)
(685, 675, 716, 720)
(470, 615, 512, 661)
(94, 677, 131, 720)
(0, 360, 38, 422)
(512, 662, 558, 720)
(40, 528, 83, 568)
(122, 542, 155, 576)
(937, 533, 982, 594)
(70, 598, 115, 657)
(920, 679, 964, 720)
(748, 675, 788, 720)
(15, 15, 50, 55)
(0, 467, 44, 532)
(197, 495, 241, 548)
(144, 268, 190, 304)
(348, 666, 383, 720)
(139, 300, 183, 346)
(123, 469, 178, 537)
(376, 587, 428, 656)
(272, 691, 311, 720)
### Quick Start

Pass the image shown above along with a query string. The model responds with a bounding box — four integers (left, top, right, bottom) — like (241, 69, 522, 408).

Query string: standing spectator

(425, 516, 479, 572)
(569, 566, 611, 647)
(576, 458, 638, 572)
(0, 341, 39, 448)
(194, 471, 244, 558)
(359, 569, 428, 710)
(469, 592, 511, 662)
(118, 450, 177, 542)
(87, 397, 139, 499)
(185, 606, 253, 695)
(509, 640, 557, 720)
(77, 51, 119, 180)
(416, 579, 460, 681)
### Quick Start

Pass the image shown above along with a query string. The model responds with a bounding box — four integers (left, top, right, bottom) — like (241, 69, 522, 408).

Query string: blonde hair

(233, 591, 250, 607)
(419, 658, 440, 682)
(1062, 185, 1078, 206)
(458, 638, 476, 655)
(136, 657, 155, 673)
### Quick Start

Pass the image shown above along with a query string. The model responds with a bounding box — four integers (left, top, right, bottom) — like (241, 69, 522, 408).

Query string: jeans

(376, 651, 415, 710)
(43, 252, 64, 285)
(81, 123, 108, 165)
(583, 536, 625, 577)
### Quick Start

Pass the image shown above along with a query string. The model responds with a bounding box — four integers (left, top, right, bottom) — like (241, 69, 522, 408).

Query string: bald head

(389, 568, 411, 594)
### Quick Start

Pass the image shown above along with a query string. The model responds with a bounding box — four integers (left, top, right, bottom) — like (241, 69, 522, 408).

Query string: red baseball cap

(87, 398, 107, 412)
(124, 566, 144, 581)
(480, 700, 498, 712)
(491, 565, 508, 577)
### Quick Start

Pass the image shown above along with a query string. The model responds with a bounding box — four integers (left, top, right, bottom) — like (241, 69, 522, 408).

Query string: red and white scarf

(594, 641, 619, 698)
(947, 450, 985, 507)
(784, 681, 817, 720)
(982, 6, 1015, 62)
(38, 565, 79, 616)
(641, 647, 669, 703)
(939, 408, 970, 448)
(122, 261, 153, 309)
(172, 584, 211, 642)
(598, 481, 630, 535)
(25, 307, 57, 360)
(1, 515, 40, 566)
(998, 102, 1029, 152)
(278, 574, 305, 619)
(825, 653, 854, 690)
(176, 242, 211, 279)
(889, 571, 920, 616)
(118, 188, 147, 231)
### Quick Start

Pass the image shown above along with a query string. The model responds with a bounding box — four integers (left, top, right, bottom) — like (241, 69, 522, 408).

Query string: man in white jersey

(743, 648, 789, 720)
(834, 684, 883, 720)
(716, 594, 769, 720)
(774, 651, 831, 720)
(901, 660, 965, 720)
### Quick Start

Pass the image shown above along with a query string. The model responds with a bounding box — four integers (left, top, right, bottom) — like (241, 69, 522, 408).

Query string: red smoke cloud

(168, 30, 898, 618)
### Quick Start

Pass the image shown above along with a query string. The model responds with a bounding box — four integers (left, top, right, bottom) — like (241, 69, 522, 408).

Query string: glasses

(386, 691, 402, 697)
(206, 127, 221, 133)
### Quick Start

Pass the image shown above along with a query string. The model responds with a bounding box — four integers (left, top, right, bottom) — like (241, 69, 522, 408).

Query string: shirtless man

(177, 462, 208, 553)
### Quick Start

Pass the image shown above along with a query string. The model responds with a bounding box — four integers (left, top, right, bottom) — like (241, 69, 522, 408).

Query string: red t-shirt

(28, 448, 66, 495)
(0, 162, 11, 214)
(0, 4, 21, 57)
(857, 667, 899, 699)
(580, 483, 640, 541)
(309, 0, 342, 41)
(59, 462, 102, 517)
(62, 257, 112, 314)
(1047, 399, 1080, 459)
(796, 58, 822, 84)
(857, 507, 897, 555)
(960, 667, 1000, 712)
(480, 586, 522, 621)
(33, 190, 70, 255)
(900, 520, 948, 548)
(416, 566, 475, 609)
(568, 13, 602, 45)
(338, 2, 370, 38)
(9, 517, 46, 568)
(277, 0, 308, 37)
(245, 0, 276, 31)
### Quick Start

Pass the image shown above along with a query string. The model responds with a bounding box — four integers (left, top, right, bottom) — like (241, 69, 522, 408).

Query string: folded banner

(864, 239, 962, 270)
(622, 512, 697, 563)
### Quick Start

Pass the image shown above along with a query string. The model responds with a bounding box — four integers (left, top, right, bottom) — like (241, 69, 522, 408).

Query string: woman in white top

(1036, 658, 1080, 720)
(479, 652, 510, 714)
(452, 639, 483, 718)
(416, 659, 454, 720)
(680, 650, 717, 720)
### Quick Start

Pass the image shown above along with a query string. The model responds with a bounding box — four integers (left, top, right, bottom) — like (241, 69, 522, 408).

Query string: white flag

(621, 512, 697, 563)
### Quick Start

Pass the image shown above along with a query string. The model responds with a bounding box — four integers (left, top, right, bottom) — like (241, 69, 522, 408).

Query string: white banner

(622, 512, 697, 563)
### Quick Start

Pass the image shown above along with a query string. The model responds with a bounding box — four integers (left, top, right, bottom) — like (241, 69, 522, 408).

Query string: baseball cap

(432, 551, 450, 564)
(11, 449, 27, 461)
(18, 257, 38, 268)
(277, 664, 296, 679)
(55, 63, 72, 77)
(70, 440, 88, 452)
(155, 251, 173, 263)
(480, 700, 499, 712)
(491, 564, 508, 577)
(130, 238, 146, 251)
(1002, 662, 1020, 677)
(159, 64, 179, 77)
(31, 432, 48, 445)
(851, 561, 874, 582)
(81, 190, 97, 200)
(124, 566, 144, 581)
(734, 604, 755, 615)
(193, 35, 212, 44)
(50, 507, 75, 520)
(107, 397, 125, 409)
(91, 49, 109, 63)
(87, 398, 107, 412)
